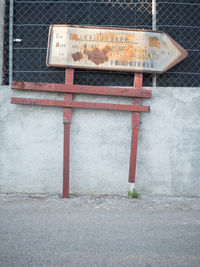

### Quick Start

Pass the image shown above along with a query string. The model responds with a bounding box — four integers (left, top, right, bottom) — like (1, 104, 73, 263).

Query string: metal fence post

(9, 0, 13, 85)
(152, 0, 157, 87)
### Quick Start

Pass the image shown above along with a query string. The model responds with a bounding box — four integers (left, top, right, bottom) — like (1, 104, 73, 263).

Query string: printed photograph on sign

(46, 25, 188, 73)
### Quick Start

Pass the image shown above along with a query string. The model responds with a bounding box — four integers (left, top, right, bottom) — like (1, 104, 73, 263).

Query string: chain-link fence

(3, 0, 200, 87)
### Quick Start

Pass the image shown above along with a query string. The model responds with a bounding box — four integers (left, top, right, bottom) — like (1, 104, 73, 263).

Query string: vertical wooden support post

(129, 73, 143, 183)
(63, 69, 74, 198)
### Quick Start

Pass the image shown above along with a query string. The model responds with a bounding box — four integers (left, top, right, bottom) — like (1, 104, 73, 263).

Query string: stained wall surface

(0, 85, 200, 196)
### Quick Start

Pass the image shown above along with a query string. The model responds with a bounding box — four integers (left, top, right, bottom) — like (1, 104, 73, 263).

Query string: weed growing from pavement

(128, 188, 141, 199)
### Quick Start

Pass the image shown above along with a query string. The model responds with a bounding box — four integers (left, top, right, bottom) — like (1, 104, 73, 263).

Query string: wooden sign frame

(11, 70, 151, 197)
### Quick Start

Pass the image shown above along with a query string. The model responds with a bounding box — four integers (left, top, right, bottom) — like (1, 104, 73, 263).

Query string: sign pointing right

(151, 32, 188, 73)
(47, 26, 188, 73)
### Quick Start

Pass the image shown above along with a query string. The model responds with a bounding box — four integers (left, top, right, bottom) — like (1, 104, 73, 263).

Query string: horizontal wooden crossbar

(12, 81, 152, 98)
(11, 97, 150, 112)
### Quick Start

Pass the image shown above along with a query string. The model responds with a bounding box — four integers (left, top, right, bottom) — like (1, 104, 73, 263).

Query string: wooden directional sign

(46, 25, 188, 73)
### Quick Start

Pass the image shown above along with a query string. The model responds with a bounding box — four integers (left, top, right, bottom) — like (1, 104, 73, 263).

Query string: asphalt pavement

(0, 194, 200, 267)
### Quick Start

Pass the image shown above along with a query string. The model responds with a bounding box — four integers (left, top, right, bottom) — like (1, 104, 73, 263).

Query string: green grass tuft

(128, 188, 141, 199)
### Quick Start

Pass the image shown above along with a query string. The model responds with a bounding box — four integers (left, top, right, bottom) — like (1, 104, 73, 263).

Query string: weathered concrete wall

(0, 85, 200, 196)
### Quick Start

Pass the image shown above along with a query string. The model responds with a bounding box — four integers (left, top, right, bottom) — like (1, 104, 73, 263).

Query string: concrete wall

(0, 1, 199, 196)
(1, 85, 200, 196)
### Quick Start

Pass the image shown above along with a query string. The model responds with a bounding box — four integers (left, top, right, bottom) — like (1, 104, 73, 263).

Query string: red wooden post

(129, 73, 143, 183)
(63, 69, 74, 198)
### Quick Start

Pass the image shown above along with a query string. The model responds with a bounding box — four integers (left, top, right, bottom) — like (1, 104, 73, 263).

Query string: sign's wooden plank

(12, 81, 152, 98)
(11, 97, 150, 112)
(46, 25, 188, 73)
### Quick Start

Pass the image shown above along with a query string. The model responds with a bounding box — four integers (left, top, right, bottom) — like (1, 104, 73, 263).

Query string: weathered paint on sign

(46, 25, 188, 73)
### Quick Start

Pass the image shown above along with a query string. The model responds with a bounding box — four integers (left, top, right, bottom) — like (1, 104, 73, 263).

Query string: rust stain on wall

(84, 46, 112, 65)
(72, 52, 83, 61)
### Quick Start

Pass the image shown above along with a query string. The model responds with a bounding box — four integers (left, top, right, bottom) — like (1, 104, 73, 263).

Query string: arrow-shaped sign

(46, 25, 188, 73)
